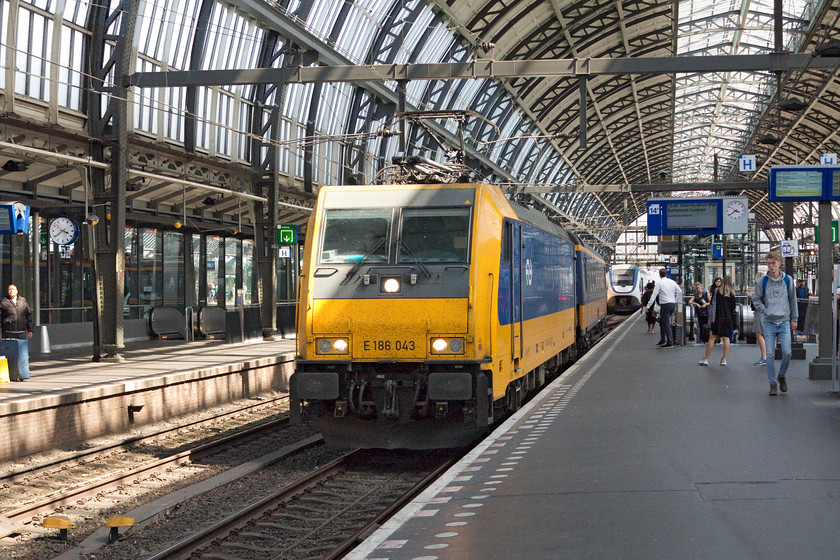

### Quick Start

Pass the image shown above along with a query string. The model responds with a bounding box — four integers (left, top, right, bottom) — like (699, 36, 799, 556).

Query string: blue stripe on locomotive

(498, 219, 575, 326)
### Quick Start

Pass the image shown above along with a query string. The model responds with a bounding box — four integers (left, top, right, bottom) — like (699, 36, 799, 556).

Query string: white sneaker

(720, 359, 727, 366)
(698, 359, 708, 366)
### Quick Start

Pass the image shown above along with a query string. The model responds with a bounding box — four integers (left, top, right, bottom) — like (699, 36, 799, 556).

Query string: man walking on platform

(644, 268, 682, 348)
(753, 251, 797, 396)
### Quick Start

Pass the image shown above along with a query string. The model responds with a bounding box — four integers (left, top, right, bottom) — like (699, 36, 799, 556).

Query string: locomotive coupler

(382, 380, 399, 418)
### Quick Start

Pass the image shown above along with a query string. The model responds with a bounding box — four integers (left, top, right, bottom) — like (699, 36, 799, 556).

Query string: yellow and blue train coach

(573, 239, 608, 345)
(290, 181, 605, 449)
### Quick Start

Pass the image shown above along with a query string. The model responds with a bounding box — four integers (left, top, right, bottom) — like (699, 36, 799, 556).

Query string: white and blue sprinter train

(606, 264, 646, 314)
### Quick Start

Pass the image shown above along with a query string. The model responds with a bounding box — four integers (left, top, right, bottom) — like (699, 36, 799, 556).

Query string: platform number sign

(277, 225, 297, 245)
(820, 153, 838, 165)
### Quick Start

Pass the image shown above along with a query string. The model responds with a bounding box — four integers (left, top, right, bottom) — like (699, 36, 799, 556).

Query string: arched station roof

(2, 0, 840, 258)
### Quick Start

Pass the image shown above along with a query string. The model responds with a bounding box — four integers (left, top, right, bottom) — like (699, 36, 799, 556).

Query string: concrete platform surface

(0, 337, 296, 406)
(347, 315, 840, 560)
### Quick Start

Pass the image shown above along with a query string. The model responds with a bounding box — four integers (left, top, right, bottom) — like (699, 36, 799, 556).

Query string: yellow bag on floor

(0, 356, 8, 383)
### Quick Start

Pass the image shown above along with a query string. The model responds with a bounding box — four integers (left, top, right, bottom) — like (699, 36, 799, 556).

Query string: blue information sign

(647, 197, 748, 236)
(768, 165, 840, 201)
(0, 202, 30, 235)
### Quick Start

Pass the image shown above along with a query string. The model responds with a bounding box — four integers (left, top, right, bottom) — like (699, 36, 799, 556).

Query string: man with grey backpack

(752, 251, 798, 396)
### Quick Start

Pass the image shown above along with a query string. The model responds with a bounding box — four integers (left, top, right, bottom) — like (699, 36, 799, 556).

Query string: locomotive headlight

(316, 337, 349, 355)
(432, 338, 448, 352)
(383, 278, 401, 293)
(430, 337, 465, 355)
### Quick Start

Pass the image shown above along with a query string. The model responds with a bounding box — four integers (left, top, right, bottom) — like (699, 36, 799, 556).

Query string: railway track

(0, 394, 328, 560)
(145, 449, 459, 560)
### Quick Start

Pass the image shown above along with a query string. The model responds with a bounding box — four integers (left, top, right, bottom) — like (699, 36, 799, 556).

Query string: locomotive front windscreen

(398, 208, 471, 263)
(613, 268, 637, 287)
(319, 206, 472, 265)
(320, 208, 392, 264)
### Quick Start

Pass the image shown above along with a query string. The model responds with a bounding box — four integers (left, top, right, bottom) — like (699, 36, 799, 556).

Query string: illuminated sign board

(768, 165, 840, 201)
(647, 197, 748, 236)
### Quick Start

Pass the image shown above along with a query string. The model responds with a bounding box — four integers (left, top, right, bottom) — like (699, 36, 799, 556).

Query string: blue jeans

(658, 302, 676, 345)
(763, 320, 791, 385)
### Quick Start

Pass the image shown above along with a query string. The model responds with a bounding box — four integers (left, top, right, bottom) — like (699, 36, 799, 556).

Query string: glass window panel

(294, 123, 306, 177)
(399, 208, 471, 264)
(141, 0, 164, 57)
(206, 235, 220, 305)
(224, 238, 238, 307)
(163, 231, 184, 309)
(307, 0, 343, 40)
(197, 87, 211, 149)
(124, 227, 140, 318)
(192, 235, 201, 306)
(15, 8, 53, 100)
(0, 4, 6, 90)
(242, 239, 254, 305)
(216, 92, 233, 156)
(140, 228, 162, 309)
(28, 0, 53, 10)
(278, 118, 290, 173)
(320, 209, 391, 264)
(397, 8, 436, 63)
(66, 0, 89, 27)
(58, 26, 84, 110)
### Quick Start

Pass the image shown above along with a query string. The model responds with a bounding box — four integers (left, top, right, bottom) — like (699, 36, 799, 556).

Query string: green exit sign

(814, 220, 839, 244)
(277, 225, 297, 244)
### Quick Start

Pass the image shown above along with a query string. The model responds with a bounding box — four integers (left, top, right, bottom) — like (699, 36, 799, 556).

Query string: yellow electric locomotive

(290, 167, 606, 449)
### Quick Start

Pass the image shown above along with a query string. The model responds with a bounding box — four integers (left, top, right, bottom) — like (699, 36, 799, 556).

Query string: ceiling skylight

(672, 0, 817, 185)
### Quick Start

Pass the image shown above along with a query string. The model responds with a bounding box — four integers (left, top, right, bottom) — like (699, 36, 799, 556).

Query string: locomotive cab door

(503, 220, 522, 362)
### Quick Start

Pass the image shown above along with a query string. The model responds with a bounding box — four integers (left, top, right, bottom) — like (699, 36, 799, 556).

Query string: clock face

(49, 217, 79, 245)
(726, 200, 746, 221)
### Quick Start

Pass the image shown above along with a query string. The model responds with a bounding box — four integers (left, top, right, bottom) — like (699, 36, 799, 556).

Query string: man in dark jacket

(1, 284, 33, 339)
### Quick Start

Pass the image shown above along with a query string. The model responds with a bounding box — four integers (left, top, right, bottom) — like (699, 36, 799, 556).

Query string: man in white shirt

(643, 268, 683, 348)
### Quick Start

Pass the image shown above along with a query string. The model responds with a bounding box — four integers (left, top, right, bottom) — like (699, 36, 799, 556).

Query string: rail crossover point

(106, 516, 136, 542)
(42, 515, 74, 541)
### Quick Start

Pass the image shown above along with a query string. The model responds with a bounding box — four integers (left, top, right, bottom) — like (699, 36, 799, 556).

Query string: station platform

(347, 315, 840, 560)
(0, 337, 296, 462)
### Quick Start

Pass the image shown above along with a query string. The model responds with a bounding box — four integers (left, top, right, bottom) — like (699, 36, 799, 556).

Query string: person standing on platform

(1, 284, 33, 340)
(795, 279, 810, 334)
(753, 251, 797, 396)
(645, 269, 682, 348)
(640, 281, 658, 333)
(698, 276, 737, 366)
(688, 282, 709, 342)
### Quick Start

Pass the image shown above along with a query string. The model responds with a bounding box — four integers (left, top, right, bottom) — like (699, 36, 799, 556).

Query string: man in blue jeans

(753, 251, 798, 396)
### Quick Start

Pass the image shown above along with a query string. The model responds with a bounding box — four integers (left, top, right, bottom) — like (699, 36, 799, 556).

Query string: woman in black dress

(698, 276, 737, 366)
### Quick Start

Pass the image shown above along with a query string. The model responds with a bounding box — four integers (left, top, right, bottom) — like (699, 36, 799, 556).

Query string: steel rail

(0, 395, 289, 486)
(322, 454, 461, 560)
(144, 451, 357, 560)
(2, 399, 292, 525)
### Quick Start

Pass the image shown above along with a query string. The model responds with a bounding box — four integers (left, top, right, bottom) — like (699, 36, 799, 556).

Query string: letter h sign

(739, 155, 756, 173)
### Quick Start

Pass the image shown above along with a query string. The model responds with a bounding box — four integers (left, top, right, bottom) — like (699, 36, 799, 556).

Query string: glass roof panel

(672, 0, 817, 184)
